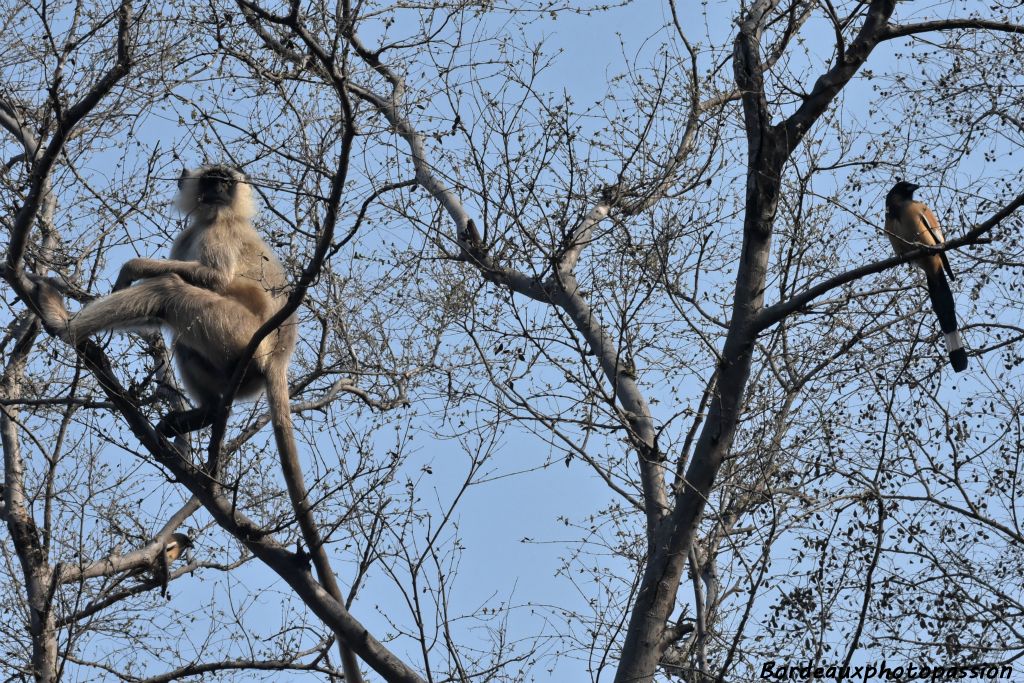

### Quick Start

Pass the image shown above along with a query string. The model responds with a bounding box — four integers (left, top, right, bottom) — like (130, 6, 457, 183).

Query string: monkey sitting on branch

(33, 165, 297, 437)
(35, 167, 368, 680)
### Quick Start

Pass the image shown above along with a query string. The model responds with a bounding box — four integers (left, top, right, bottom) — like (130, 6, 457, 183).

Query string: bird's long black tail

(926, 269, 968, 372)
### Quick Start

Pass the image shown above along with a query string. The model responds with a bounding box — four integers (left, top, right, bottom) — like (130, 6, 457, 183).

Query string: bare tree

(3, 0, 1024, 681)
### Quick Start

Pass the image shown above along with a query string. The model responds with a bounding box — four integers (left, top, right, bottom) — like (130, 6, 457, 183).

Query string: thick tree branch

(58, 338, 424, 683)
(616, 3, 899, 681)
(1, 318, 59, 681)
(779, 0, 895, 155)
(59, 499, 200, 583)
(880, 18, 1024, 40)
(552, 276, 666, 530)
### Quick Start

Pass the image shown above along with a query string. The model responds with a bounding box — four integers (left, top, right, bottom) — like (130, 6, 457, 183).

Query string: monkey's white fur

(36, 166, 364, 680)
(34, 165, 296, 433)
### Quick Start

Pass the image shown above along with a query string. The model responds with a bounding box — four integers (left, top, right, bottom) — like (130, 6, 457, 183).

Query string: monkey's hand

(112, 259, 145, 292)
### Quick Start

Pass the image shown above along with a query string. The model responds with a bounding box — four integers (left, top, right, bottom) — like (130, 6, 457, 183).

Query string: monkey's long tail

(925, 269, 968, 372)
(264, 369, 366, 683)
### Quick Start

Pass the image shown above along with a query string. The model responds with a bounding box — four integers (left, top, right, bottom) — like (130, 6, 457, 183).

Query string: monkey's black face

(197, 167, 237, 206)
(175, 165, 252, 217)
(887, 180, 920, 203)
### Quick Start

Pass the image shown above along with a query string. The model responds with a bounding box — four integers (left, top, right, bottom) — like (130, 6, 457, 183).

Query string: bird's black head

(171, 533, 193, 550)
(887, 180, 920, 203)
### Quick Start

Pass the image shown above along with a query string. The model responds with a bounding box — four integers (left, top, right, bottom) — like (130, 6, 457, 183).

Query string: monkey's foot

(158, 408, 215, 436)
(29, 277, 71, 338)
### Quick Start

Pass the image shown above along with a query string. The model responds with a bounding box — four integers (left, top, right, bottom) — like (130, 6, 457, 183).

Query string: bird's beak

(908, 183, 920, 191)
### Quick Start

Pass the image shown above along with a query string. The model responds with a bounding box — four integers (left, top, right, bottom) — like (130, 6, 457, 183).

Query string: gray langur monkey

(34, 167, 365, 680)
(32, 165, 298, 436)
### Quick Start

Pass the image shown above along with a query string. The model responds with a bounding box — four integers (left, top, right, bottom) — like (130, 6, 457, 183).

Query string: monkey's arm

(113, 258, 231, 292)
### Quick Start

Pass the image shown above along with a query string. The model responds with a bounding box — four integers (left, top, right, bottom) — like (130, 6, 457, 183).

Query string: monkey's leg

(158, 282, 263, 429)
(925, 267, 968, 372)
(157, 346, 221, 436)
(67, 275, 260, 355)
(63, 276, 181, 341)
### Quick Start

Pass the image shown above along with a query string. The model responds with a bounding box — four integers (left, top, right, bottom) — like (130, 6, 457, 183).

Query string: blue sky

(16, 0, 1023, 680)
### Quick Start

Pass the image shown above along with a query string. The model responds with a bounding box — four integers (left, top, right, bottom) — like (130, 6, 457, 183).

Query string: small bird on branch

(884, 181, 968, 372)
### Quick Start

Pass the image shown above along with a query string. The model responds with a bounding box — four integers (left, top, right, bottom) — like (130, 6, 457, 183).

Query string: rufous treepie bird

(156, 533, 192, 598)
(163, 533, 192, 563)
(884, 181, 968, 372)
